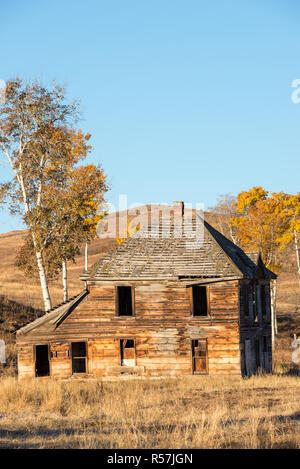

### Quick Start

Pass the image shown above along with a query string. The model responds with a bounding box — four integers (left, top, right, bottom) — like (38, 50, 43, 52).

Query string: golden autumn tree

(276, 193, 300, 288)
(230, 187, 293, 342)
(230, 187, 289, 272)
(0, 78, 106, 311)
(16, 163, 108, 302)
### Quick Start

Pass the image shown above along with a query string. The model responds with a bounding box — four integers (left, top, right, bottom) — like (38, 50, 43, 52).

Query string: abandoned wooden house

(16, 202, 276, 380)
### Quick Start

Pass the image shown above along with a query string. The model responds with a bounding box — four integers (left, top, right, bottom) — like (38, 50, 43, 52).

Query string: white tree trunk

(270, 279, 277, 348)
(62, 260, 68, 302)
(18, 169, 52, 312)
(294, 230, 300, 289)
(85, 242, 88, 271)
(29, 224, 52, 312)
(35, 248, 52, 312)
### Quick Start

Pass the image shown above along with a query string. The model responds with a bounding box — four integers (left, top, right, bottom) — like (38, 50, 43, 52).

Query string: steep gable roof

(81, 213, 276, 281)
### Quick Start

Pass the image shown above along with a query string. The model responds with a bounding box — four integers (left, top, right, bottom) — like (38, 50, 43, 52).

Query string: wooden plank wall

(239, 279, 272, 376)
(17, 280, 242, 380)
(17, 344, 35, 379)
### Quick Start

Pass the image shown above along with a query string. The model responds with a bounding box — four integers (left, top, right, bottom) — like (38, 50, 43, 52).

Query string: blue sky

(0, 0, 300, 232)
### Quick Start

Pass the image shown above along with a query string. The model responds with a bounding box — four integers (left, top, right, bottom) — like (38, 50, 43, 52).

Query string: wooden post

(85, 243, 88, 271)
(270, 278, 277, 349)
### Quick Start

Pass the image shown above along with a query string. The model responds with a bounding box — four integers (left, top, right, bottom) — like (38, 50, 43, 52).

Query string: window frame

(115, 285, 135, 317)
(241, 282, 249, 317)
(260, 283, 268, 320)
(189, 285, 210, 317)
(71, 341, 87, 374)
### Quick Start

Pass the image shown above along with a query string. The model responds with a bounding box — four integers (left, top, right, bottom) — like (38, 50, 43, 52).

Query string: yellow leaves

(69, 129, 92, 162)
(235, 186, 268, 214)
(230, 187, 300, 271)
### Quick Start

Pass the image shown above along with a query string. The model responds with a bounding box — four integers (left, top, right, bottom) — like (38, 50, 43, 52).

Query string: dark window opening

(120, 339, 135, 366)
(117, 286, 133, 316)
(261, 285, 267, 317)
(263, 335, 268, 353)
(192, 286, 208, 316)
(242, 284, 249, 316)
(35, 344, 50, 377)
(71, 341, 87, 374)
(253, 282, 258, 322)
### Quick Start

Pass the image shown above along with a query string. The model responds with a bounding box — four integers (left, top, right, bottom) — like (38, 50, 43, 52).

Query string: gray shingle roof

(81, 214, 276, 281)
(17, 290, 88, 335)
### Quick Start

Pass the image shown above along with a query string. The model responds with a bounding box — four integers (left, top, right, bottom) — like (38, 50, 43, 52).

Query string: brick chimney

(173, 201, 184, 217)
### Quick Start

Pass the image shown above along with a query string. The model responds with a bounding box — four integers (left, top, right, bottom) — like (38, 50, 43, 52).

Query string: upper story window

(261, 284, 267, 318)
(190, 285, 209, 316)
(253, 285, 258, 322)
(241, 283, 249, 316)
(241, 281, 257, 320)
(242, 281, 269, 322)
(116, 286, 134, 316)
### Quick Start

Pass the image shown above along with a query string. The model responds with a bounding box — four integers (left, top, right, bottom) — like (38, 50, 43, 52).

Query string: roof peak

(81, 214, 276, 282)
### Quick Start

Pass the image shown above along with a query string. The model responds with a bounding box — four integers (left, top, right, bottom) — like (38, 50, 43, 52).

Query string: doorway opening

(35, 344, 50, 377)
(192, 339, 208, 374)
(120, 339, 135, 366)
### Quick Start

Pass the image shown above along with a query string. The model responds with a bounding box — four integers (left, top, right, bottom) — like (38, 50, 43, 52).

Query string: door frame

(34, 343, 50, 378)
(120, 338, 136, 366)
(191, 338, 208, 374)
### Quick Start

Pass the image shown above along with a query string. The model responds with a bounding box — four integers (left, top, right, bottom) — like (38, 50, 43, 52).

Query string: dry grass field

(0, 371, 299, 449)
(0, 227, 300, 449)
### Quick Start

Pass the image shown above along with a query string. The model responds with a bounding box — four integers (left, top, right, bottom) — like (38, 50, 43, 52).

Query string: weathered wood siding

(17, 280, 242, 380)
(239, 279, 272, 376)
(50, 343, 72, 378)
(17, 344, 35, 379)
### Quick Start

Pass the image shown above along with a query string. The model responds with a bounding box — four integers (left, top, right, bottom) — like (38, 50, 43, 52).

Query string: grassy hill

(0, 229, 117, 311)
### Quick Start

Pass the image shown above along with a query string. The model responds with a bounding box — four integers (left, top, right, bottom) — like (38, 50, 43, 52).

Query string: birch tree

(0, 78, 88, 311)
(277, 193, 300, 289)
(15, 163, 107, 302)
(43, 163, 107, 301)
(230, 187, 289, 271)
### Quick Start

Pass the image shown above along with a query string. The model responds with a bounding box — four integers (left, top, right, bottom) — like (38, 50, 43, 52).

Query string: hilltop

(0, 208, 299, 315)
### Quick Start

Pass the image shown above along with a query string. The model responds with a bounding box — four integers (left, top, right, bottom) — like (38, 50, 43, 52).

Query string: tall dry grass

(0, 372, 299, 449)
